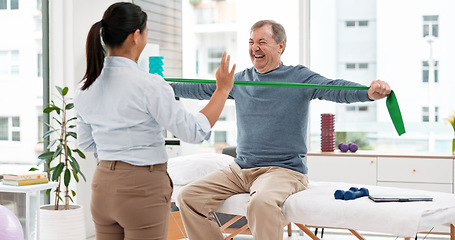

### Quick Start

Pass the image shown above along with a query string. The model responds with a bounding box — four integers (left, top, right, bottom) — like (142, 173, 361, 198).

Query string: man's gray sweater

(170, 64, 371, 174)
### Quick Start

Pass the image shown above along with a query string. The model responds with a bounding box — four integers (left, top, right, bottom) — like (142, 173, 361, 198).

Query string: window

(345, 63, 369, 70)
(358, 63, 369, 69)
(0, 0, 18, 10)
(0, 117, 20, 142)
(37, 53, 42, 77)
(346, 21, 356, 27)
(0, 0, 44, 170)
(346, 63, 356, 69)
(0, 50, 20, 76)
(311, 1, 451, 153)
(422, 60, 438, 83)
(207, 48, 224, 75)
(345, 20, 369, 27)
(346, 106, 369, 112)
(423, 15, 438, 37)
(179, 0, 452, 154)
(422, 106, 438, 122)
(11, 0, 17, 9)
(358, 20, 368, 27)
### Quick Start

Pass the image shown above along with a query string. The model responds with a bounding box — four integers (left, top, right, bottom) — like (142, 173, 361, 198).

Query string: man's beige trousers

(177, 162, 308, 240)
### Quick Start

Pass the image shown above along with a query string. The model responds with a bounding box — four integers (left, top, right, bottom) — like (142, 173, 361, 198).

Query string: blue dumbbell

(334, 187, 360, 199)
(334, 190, 345, 199)
(344, 187, 369, 200)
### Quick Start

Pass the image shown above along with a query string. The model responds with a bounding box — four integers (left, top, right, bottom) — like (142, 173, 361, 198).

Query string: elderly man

(173, 20, 391, 240)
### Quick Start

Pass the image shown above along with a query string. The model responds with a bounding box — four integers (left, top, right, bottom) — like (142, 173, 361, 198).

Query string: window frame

(423, 15, 439, 38)
(0, 116, 21, 142)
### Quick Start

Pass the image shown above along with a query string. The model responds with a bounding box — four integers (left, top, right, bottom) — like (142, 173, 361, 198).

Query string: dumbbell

(344, 187, 369, 200)
(348, 143, 358, 152)
(338, 143, 358, 152)
(334, 187, 360, 199)
(338, 143, 349, 152)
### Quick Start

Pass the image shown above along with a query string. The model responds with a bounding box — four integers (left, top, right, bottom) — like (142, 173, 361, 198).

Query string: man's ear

(279, 40, 285, 54)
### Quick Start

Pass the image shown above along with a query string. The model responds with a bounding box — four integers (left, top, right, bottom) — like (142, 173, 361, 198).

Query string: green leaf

(52, 162, 65, 181)
(38, 151, 54, 160)
(53, 146, 63, 160)
(43, 106, 57, 113)
(36, 159, 47, 166)
(29, 167, 39, 171)
(62, 87, 69, 96)
(70, 159, 80, 172)
(72, 168, 80, 182)
(52, 117, 62, 126)
(43, 129, 58, 139)
(56, 86, 63, 96)
(71, 190, 76, 197)
(47, 139, 58, 150)
(73, 149, 86, 159)
(66, 103, 74, 110)
(64, 169, 71, 187)
(67, 132, 77, 139)
(67, 117, 77, 122)
(68, 125, 76, 129)
(79, 171, 87, 182)
(66, 145, 72, 157)
(46, 189, 51, 196)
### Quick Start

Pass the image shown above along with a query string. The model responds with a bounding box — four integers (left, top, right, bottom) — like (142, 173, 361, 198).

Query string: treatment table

(168, 153, 455, 240)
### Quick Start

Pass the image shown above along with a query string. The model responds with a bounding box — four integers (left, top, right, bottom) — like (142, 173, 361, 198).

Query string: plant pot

(39, 205, 85, 240)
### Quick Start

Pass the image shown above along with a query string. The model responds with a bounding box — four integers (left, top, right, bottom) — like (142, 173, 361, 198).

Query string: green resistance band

(165, 78, 406, 136)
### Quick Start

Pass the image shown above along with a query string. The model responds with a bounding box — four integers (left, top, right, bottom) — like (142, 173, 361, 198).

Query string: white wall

(49, 0, 129, 237)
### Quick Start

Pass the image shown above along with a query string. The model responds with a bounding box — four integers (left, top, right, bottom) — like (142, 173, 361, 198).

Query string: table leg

(450, 224, 454, 240)
(36, 190, 41, 240)
(25, 192, 30, 240)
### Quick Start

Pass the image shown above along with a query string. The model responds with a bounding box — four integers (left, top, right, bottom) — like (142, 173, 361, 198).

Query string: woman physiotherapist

(74, 2, 235, 240)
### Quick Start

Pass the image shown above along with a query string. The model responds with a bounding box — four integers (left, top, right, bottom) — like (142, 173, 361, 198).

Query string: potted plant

(31, 86, 87, 239)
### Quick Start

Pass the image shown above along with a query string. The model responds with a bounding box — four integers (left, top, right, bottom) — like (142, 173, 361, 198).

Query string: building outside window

(0, 0, 19, 10)
(422, 60, 438, 83)
(0, 50, 20, 76)
(207, 48, 224, 75)
(345, 20, 369, 27)
(345, 63, 369, 70)
(0, 0, 44, 170)
(422, 106, 439, 122)
(0, 117, 20, 142)
(423, 15, 438, 38)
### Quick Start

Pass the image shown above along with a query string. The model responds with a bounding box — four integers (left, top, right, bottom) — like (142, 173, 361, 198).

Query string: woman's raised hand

(215, 51, 236, 95)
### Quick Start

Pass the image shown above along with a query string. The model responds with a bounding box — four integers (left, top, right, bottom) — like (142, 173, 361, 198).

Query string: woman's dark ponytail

(81, 2, 147, 90)
(82, 21, 104, 90)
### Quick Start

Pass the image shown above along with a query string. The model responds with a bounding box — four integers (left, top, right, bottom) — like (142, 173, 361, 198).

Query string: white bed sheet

(173, 182, 455, 237)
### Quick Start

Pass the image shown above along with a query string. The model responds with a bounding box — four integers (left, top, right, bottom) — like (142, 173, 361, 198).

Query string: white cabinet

(306, 151, 455, 193)
(307, 155, 376, 186)
(377, 157, 453, 193)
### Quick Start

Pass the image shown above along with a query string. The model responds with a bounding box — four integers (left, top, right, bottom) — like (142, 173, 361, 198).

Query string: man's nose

(251, 43, 260, 50)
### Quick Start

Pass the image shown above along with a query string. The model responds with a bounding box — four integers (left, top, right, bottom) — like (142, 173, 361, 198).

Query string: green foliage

(189, 0, 201, 6)
(335, 132, 373, 150)
(32, 86, 86, 210)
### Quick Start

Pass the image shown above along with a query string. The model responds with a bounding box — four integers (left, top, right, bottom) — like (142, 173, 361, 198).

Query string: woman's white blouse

(74, 56, 211, 165)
